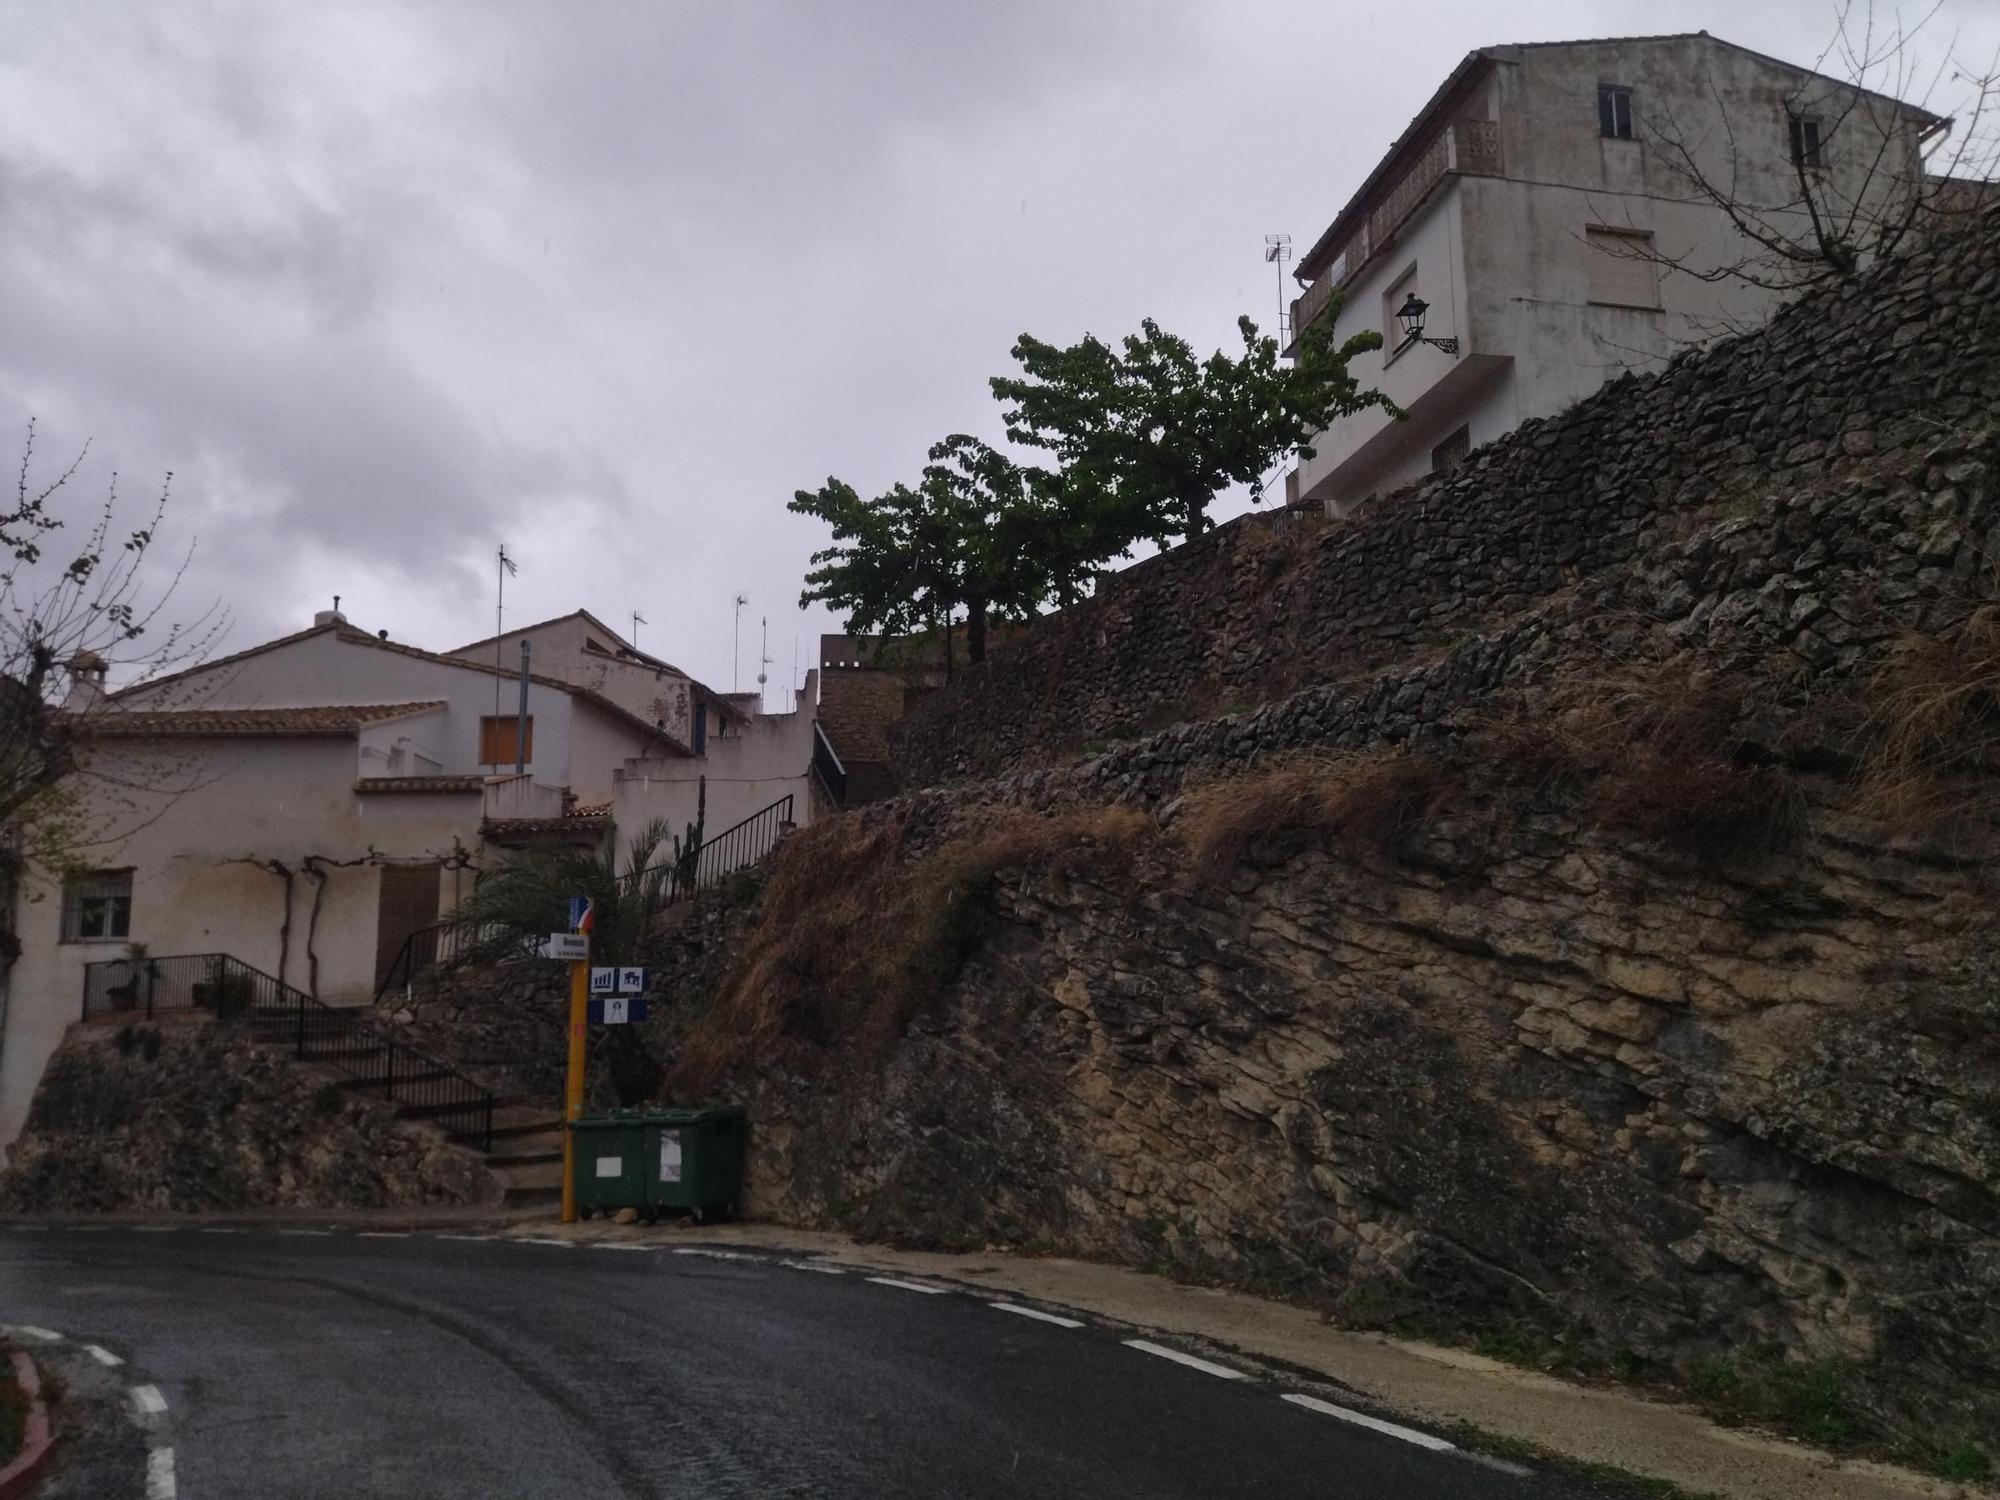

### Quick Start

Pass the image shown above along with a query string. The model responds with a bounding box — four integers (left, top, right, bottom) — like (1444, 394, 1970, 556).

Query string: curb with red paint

(0, 1348, 56, 1500)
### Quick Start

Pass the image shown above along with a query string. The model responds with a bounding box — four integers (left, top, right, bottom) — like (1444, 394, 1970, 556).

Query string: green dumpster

(644, 1106, 746, 1224)
(570, 1112, 651, 1220)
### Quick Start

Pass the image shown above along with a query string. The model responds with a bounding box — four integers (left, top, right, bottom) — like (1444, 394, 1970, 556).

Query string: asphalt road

(1, 1225, 1617, 1499)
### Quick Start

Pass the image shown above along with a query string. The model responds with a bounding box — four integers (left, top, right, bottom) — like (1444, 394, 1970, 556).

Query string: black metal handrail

(619, 792, 795, 900)
(812, 722, 847, 807)
(81, 951, 495, 1150)
(373, 920, 513, 1004)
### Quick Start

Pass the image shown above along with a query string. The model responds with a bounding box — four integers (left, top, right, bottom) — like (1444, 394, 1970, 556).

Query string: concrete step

(487, 1106, 565, 1140)
(485, 1131, 564, 1167)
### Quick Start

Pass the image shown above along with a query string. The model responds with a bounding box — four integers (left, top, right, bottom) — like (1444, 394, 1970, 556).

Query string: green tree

(989, 311, 1391, 543)
(792, 435, 1097, 666)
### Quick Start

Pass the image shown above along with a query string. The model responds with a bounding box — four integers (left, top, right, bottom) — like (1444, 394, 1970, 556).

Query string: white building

(1287, 32, 1944, 513)
(0, 606, 819, 1152)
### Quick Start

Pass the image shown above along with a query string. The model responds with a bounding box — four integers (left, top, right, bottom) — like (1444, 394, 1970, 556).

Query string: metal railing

(81, 951, 495, 1150)
(373, 921, 509, 1005)
(1290, 119, 1506, 343)
(812, 721, 848, 807)
(642, 793, 796, 897)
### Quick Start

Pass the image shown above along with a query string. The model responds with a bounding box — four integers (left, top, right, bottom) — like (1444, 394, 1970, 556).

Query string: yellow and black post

(559, 903, 592, 1223)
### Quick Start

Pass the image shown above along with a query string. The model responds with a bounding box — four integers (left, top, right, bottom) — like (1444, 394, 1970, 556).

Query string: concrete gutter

(0, 1349, 55, 1500)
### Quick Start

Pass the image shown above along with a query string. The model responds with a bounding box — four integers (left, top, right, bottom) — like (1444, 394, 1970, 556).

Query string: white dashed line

(356, 1232, 410, 1239)
(147, 1444, 177, 1499)
(276, 1229, 332, 1237)
(198, 1227, 243, 1235)
(86, 1344, 125, 1368)
(780, 1259, 846, 1274)
(867, 1277, 950, 1295)
(588, 1242, 655, 1252)
(1123, 1340, 1247, 1380)
(8, 1326, 62, 1344)
(990, 1302, 1084, 1328)
(670, 1247, 757, 1262)
(1281, 1393, 1457, 1452)
(516, 1237, 577, 1248)
(134, 1226, 177, 1234)
(434, 1234, 492, 1242)
(131, 1384, 169, 1416)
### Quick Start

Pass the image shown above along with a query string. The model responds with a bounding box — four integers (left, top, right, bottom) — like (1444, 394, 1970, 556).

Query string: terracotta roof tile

(79, 702, 445, 738)
(354, 774, 485, 795)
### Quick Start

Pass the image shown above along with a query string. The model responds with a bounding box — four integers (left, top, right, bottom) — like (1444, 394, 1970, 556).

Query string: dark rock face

(890, 210, 2000, 787)
(0, 1023, 492, 1212)
(726, 813, 2000, 1446)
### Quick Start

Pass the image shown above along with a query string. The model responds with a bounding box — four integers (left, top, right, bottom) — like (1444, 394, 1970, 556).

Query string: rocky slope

(0, 1021, 493, 1212)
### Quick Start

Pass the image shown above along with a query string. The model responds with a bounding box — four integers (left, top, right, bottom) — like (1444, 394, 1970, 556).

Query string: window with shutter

(1431, 427, 1471, 476)
(1585, 227, 1660, 309)
(479, 715, 534, 765)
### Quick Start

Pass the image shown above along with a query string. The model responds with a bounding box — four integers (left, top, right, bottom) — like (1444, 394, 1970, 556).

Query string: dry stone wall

(0, 1022, 493, 1213)
(891, 207, 2000, 786)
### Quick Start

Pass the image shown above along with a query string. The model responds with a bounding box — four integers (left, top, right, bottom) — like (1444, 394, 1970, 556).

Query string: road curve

(1, 1226, 1610, 1499)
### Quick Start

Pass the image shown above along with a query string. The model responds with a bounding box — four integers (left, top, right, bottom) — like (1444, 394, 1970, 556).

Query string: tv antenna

(757, 615, 771, 711)
(1264, 234, 1293, 344)
(732, 594, 747, 691)
(630, 610, 647, 652)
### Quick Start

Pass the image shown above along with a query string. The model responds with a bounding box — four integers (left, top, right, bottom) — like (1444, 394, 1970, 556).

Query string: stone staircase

(482, 1105, 567, 1211)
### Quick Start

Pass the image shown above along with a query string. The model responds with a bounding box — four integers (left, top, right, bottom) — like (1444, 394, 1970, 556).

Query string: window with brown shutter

(1585, 226, 1660, 309)
(480, 715, 534, 765)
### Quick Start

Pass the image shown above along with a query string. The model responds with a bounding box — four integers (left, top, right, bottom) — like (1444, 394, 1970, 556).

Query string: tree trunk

(966, 596, 989, 664)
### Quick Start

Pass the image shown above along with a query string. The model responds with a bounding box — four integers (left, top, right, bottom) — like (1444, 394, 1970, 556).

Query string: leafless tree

(1597, 4, 1998, 328)
(1, 420, 225, 896)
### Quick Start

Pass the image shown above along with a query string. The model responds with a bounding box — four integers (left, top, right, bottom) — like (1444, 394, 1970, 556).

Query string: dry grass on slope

(1176, 749, 1451, 881)
(1852, 603, 2000, 834)
(668, 803, 1151, 1095)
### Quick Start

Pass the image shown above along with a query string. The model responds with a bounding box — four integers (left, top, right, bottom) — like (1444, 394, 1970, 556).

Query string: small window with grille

(1431, 426, 1471, 476)
(61, 869, 132, 943)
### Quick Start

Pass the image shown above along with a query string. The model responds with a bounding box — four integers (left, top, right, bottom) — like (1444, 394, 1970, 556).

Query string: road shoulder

(525, 1219, 1975, 1500)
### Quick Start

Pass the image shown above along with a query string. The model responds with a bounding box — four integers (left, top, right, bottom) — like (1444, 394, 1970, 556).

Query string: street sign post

(543, 933, 589, 962)
(559, 896, 594, 1225)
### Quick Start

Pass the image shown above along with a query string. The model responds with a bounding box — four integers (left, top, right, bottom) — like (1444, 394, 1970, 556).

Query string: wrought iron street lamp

(1395, 293, 1459, 355)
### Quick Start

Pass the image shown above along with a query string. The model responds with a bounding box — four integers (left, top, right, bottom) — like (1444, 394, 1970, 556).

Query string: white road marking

(1123, 1340, 1247, 1380)
(990, 1302, 1083, 1328)
(670, 1247, 756, 1262)
(516, 1237, 577, 1248)
(86, 1344, 125, 1368)
(8, 1326, 62, 1344)
(434, 1234, 492, 1242)
(199, 1227, 243, 1235)
(588, 1242, 654, 1252)
(1281, 1393, 1457, 1452)
(146, 1445, 177, 1500)
(131, 1384, 169, 1416)
(780, 1259, 845, 1274)
(276, 1229, 332, 1237)
(867, 1277, 950, 1295)
(356, 1232, 410, 1238)
(133, 1226, 177, 1234)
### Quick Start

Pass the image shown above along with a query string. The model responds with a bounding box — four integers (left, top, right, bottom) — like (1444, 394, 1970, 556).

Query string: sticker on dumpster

(660, 1128, 683, 1183)
(595, 1156, 620, 1178)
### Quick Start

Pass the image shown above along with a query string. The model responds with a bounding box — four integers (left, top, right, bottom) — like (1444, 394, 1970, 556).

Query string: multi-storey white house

(0, 605, 820, 1152)
(1286, 32, 1946, 513)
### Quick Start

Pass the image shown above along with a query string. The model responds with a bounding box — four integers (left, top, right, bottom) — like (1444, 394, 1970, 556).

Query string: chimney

(63, 649, 108, 711)
(314, 593, 350, 629)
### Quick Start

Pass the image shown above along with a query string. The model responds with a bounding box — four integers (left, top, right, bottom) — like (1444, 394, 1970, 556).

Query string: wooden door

(374, 863, 442, 991)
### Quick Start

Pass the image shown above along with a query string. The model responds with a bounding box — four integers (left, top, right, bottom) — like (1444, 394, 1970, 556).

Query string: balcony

(1291, 119, 1502, 345)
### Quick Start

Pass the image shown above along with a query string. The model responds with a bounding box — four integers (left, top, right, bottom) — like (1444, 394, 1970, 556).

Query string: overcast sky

(6, 1, 1997, 703)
